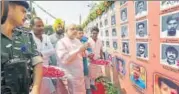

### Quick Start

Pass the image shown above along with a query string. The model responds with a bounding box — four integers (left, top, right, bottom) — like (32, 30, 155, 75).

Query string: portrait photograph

(100, 21, 103, 28)
(160, 43, 179, 69)
(160, 11, 179, 38)
(120, 1, 127, 6)
(136, 19, 148, 38)
(102, 41, 105, 46)
(136, 42, 149, 60)
(112, 40, 118, 50)
(120, 7, 128, 23)
(111, 14, 116, 25)
(135, 1, 148, 18)
(154, 73, 179, 94)
(121, 24, 128, 39)
(130, 63, 147, 90)
(122, 41, 130, 55)
(112, 28, 117, 37)
(106, 41, 110, 48)
(160, 1, 179, 10)
(104, 18, 108, 26)
(116, 57, 126, 77)
(105, 29, 109, 37)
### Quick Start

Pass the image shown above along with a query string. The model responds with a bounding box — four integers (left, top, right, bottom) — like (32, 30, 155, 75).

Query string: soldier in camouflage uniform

(1, 1, 43, 94)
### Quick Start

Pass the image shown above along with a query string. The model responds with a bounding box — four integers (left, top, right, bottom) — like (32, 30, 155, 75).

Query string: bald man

(56, 24, 89, 94)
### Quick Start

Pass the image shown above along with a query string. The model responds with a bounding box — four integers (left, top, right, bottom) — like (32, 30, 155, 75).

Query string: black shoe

(90, 85, 97, 91)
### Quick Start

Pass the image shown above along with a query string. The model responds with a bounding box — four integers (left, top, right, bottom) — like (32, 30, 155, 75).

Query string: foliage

(82, 1, 115, 29)
(44, 25, 54, 35)
(96, 76, 119, 94)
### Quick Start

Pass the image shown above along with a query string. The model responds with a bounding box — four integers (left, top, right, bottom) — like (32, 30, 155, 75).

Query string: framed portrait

(130, 63, 147, 90)
(112, 28, 117, 37)
(136, 42, 149, 60)
(135, 1, 148, 18)
(111, 14, 116, 25)
(160, 1, 179, 10)
(160, 11, 179, 38)
(122, 41, 130, 55)
(136, 19, 148, 38)
(160, 43, 179, 69)
(106, 40, 110, 48)
(100, 21, 103, 28)
(120, 1, 127, 6)
(112, 39, 118, 50)
(116, 57, 126, 77)
(105, 18, 108, 26)
(121, 24, 129, 39)
(105, 29, 109, 37)
(154, 73, 179, 94)
(102, 41, 105, 46)
(120, 7, 128, 23)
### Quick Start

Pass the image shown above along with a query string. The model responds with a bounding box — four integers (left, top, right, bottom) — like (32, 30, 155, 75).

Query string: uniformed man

(1, 1, 43, 94)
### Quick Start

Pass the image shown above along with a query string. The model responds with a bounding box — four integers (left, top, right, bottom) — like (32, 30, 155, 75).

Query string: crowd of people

(1, 1, 105, 94)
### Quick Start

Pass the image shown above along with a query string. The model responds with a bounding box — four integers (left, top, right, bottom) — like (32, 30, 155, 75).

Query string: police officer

(1, 1, 43, 94)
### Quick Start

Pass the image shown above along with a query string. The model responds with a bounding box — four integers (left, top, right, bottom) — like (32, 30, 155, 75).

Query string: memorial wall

(86, 1, 179, 94)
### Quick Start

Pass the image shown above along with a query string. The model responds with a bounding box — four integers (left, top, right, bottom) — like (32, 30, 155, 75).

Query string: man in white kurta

(56, 24, 87, 94)
(88, 26, 103, 90)
(30, 17, 56, 94)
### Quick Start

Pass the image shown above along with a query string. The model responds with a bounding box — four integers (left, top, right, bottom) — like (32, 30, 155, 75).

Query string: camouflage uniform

(1, 28, 43, 93)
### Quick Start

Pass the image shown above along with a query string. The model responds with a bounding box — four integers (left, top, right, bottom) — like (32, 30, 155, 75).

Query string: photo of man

(105, 30, 109, 37)
(122, 41, 129, 55)
(106, 41, 110, 47)
(161, 12, 179, 38)
(136, 20, 148, 38)
(105, 18, 108, 26)
(116, 57, 126, 76)
(112, 28, 117, 36)
(135, 1, 147, 17)
(121, 8, 128, 22)
(111, 14, 116, 25)
(121, 25, 128, 39)
(137, 43, 148, 60)
(102, 41, 105, 46)
(113, 41, 118, 50)
(130, 63, 146, 89)
(161, 1, 179, 10)
(154, 73, 179, 94)
(161, 44, 179, 69)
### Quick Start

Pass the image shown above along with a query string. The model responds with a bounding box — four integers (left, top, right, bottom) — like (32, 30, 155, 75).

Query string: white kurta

(56, 36, 86, 94)
(88, 38, 103, 80)
(32, 32, 56, 94)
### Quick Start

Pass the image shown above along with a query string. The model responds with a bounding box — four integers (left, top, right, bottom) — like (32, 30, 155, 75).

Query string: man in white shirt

(88, 26, 104, 90)
(30, 17, 56, 94)
(162, 46, 179, 69)
(161, 15, 179, 38)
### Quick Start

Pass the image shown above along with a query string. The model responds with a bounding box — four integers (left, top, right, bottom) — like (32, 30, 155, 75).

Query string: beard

(56, 29, 64, 35)
(168, 28, 176, 36)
